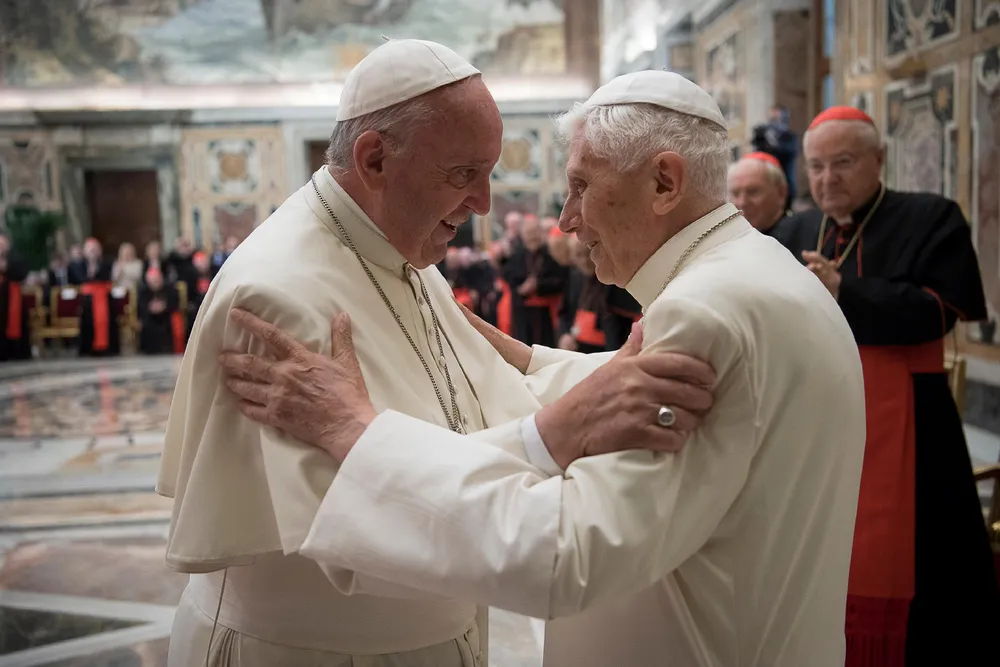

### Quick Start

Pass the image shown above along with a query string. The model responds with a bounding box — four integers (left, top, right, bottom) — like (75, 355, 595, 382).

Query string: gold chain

(651, 210, 743, 305)
(815, 183, 886, 269)
(311, 177, 464, 434)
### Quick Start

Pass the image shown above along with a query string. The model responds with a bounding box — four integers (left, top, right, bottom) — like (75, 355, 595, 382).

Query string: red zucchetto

(808, 106, 875, 130)
(741, 151, 782, 168)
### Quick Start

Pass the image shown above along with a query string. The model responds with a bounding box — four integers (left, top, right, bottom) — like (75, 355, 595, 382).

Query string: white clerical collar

(625, 202, 749, 310)
(307, 166, 407, 274)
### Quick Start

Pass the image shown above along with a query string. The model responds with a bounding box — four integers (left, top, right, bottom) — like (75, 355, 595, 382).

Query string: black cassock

(502, 246, 568, 347)
(138, 285, 179, 355)
(782, 188, 999, 665)
(0, 257, 31, 362)
(77, 261, 120, 357)
(601, 285, 642, 352)
(558, 268, 606, 354)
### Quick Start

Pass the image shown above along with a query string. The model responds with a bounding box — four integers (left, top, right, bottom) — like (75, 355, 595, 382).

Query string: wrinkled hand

(536, 324, 715, 469)
(517, 276, 538, 297)
(802, 251, 842, 299)
(557, 333, 578, 351)
(456, 299, 533, 373)
(218, 309, 377, 462)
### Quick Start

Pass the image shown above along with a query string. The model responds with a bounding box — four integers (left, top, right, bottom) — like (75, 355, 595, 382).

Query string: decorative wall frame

(883, 64, 958, 197)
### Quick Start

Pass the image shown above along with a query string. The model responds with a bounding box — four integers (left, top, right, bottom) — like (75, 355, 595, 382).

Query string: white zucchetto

(582, 70, 727, 129)
(336, 39, 481, 121)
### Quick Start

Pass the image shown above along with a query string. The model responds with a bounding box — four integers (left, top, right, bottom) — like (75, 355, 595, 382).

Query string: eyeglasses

(806, 154, 866, 176)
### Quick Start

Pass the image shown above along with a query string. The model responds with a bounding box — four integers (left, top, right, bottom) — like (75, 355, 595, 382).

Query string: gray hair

(727, 158, 787, 189)
(325, 99, 436, 171)
(556, 103, 730, 202)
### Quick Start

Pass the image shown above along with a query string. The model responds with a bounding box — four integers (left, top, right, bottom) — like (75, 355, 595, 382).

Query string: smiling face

(359, 78, 503, 269)
(559, 134, 664, 286)
(805, 120, 884, 222)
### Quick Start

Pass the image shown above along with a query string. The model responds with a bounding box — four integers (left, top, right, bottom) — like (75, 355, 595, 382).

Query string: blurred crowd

(0, 233, 243, 361)
(438, 211, 642, 355)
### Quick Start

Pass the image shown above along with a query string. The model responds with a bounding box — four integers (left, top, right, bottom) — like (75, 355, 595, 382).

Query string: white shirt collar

(306, 166, 407, 275)
(625, 203, 749, 310)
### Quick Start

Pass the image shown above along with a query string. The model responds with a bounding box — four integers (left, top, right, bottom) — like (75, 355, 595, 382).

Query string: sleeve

(522, 345, 612, 406)
(502, 250, 527, 290)
(299, 297, 757, 620)
(838, 200, 987, 345)
(536, 258, 569, 296)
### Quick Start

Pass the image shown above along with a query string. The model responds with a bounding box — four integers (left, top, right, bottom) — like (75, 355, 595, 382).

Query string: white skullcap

(336, 39, 481, 121)
(582, 70, 726, 129)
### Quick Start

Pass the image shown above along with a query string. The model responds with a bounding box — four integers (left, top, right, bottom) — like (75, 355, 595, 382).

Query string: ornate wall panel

(885, 0, 960, 64)
(968, 45, 1000, 344)
(704, 30, 746, 134)
(0, 132, 60, 218)
(883, 65, 957, 197)
(977, 0, 1000, 30)
(849, 0, 877, 74)
(180, 126, 286, 248)
(484, 115, 567, 244)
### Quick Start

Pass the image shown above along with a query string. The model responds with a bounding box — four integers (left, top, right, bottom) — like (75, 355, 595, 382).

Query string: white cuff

(520, 413, 565, 477)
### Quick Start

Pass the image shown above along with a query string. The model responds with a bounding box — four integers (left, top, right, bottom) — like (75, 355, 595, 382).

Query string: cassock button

(462, 414, 469, 426)
(437, 354, 446, 368)
(417, 295, 425, 306)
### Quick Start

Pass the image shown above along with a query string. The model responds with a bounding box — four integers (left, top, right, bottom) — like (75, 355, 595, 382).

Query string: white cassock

(158, 166, 566, 666)
(298, 203, 868, 666)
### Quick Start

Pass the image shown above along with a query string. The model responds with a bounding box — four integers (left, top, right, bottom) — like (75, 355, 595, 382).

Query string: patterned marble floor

(0, 356, 544, 667)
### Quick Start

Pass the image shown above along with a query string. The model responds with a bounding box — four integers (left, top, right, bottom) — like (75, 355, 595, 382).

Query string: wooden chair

(51, 286, 82, 340)
(110, 285, 139, 351)
(948, 346, 1000, 581)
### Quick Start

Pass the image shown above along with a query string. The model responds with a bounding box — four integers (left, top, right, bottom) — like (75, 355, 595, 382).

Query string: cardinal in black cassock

(781, 106, 999, 667)
(138, 268, 180, 355)
(77, 238, 120, 357)
(0, 237, 31, 362)
(557, 237, 606, 354)
(502, 216, 568, 347)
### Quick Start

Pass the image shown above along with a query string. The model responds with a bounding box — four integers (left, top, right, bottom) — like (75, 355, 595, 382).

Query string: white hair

(802, 119, 882, 154)
(555, 103, 730, 202)
(325, 99, 436, 171)
(728, 158, 787, 189)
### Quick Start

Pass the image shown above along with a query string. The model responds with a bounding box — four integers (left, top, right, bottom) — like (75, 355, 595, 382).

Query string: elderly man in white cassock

(220, 71, 868, 667)
(159, 41, 717, 667)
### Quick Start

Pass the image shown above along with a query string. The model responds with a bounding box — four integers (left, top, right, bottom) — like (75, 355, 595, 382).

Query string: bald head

(804, 119, 884, 222)
(728, 159, 787, 232)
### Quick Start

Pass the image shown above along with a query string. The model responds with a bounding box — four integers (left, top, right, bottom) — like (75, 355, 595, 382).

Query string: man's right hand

(536, 327, 715, 469)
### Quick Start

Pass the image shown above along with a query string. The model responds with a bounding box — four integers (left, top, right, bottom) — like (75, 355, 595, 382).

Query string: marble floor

(0, 357, 543, 666)
(2, 357, 999, 667)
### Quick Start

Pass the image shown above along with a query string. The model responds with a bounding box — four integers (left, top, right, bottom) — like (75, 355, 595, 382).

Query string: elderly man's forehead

(729, 160, 770, 183)
(805, 120, 877, 156)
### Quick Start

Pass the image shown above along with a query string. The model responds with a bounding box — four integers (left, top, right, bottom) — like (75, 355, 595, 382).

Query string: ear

(874, 144, 887, 170)
(651, 151, 685, 216)
(353, 130, 389, 192)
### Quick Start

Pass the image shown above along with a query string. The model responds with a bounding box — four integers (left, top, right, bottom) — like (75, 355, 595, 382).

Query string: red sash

(497, 279, 513, 335)
(80, 282, 112, 351)
(573, 309, 605, 347)
(524, 294, 562, 327)
(197, 277, 211, 295)
(171, 311, 186, 355)
(846, 338, 944, 667)
(452, 287, 475, 311)
(5, 279, 22, 340)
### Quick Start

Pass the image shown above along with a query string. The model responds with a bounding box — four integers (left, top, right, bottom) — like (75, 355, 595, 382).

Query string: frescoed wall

(0, 0, 568, 90)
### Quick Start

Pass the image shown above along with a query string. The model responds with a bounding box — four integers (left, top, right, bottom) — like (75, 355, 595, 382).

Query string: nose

(558, 195, 581, 234)
(731, 192, 746, 209)
(465, 174, 492, 216)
